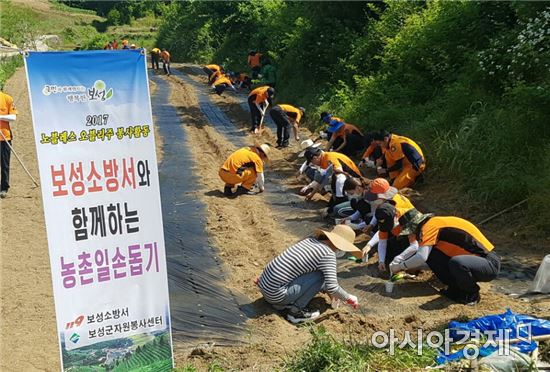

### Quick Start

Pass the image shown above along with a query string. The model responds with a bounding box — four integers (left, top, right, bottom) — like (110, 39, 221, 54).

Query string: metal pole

(0, 130, 39, 187)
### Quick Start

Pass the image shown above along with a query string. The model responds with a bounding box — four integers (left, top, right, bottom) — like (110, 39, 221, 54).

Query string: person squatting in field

(211, 73, 237, 96)
(371, 129, 425, 189)
(218, 144, 270, 197)
(302, 147, 362, 215)
(320, 112, 366, 157)
(257, 225, 360, 324)
(383, 204, 500, 305)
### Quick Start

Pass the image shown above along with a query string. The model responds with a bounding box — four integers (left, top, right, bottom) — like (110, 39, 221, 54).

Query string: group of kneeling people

(215, 116, 500, 324)
(257, 173, 501, 323)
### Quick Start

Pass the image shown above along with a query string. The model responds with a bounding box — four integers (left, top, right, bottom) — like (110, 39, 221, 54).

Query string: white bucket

(385, 281, 394, 293)
(531, 254, 550, 294)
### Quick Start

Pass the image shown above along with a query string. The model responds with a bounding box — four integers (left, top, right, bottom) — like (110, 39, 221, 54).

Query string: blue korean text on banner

(24, 50, 174, 371)
(437, 308, 550, 364)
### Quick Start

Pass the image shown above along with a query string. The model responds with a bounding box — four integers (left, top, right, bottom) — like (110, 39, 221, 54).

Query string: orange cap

(369, 178, 390, 194)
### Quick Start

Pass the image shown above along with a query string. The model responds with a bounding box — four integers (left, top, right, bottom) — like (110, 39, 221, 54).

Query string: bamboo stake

(507, 333, 550, 344)
(478, 199, 528, 225)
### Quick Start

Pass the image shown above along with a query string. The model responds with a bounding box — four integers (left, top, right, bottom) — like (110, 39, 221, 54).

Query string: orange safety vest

(0, 92, 17, 141)
(420, 216, 494, 257)
(222, 147, 264, 174)
(248, 53, 262, 68)
(160, 51, 170, 62)
(277, 104, 302, 124)
(332, 123, 363, 140)
(385, 134, 424, 167)
(206, 64, 220, 72)
(213, 75, 232, 87)
(320, 152, 361, 177)
(249, 86, 271, 104)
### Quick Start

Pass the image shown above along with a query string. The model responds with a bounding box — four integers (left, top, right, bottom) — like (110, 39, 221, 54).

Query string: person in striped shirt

(257, 225, 361, 324)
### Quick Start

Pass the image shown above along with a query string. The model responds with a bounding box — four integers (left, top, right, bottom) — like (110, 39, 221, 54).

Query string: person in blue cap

(320, 112, 366, 157)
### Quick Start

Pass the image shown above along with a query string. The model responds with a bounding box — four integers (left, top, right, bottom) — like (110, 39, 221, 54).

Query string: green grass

(49, 0, 96, 15)
(105, 14, 159, 50)
(541, 341, 550, 364)
(173, 363, 226, 372)
(0, 55, 23, 88)
(0, 0, 160, 85)
(173, 366, 198, 372)
(283, 326, 437, 372)
(0, 0, 99, 46)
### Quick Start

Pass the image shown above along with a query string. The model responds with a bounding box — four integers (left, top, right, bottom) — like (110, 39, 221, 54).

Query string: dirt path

(0, 68, 59, 371)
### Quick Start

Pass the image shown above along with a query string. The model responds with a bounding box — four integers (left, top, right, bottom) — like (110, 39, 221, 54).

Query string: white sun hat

(298, 139, 322, 157)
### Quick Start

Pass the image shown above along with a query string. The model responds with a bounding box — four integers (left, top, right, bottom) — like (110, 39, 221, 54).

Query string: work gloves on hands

(359, 159, 376, 168)
(346, 294, 359, 309)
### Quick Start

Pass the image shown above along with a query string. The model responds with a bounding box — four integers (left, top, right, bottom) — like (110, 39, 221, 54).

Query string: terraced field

(111, 334, 172, 372)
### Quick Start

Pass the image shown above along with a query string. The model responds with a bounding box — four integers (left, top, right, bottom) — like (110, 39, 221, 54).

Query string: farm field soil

(165, 65, 550, 370)
(0, 63, 548, 371)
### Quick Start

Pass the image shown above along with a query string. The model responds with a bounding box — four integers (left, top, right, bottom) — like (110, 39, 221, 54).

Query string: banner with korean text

(24, 50, 173, 371)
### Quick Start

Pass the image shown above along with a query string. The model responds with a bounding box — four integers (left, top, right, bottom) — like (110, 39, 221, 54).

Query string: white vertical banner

(24, 50, 173, 371)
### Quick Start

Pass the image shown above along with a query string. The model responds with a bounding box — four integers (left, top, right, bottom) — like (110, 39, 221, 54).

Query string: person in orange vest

(373, 130, 425, 189)
(303, 147, 362, 214)
(354, 178, 419, 271)
(0, 86, 18, 198)
(320, 112, 365, 157)
(208, 67, 224, 85)
(112, 39, 118, 49)
(247, 50, 262, 79)
(122, 39, 129, 49)
(211, 74, 236, 96)
(385, 205, 500, 305)
(247, 85, 274, 133)
(203, 64, 221, 81)
(358, 132, 384, 170)
(150, 47, 161, 70)
(219, 144, 270, 197)
(160, 49, 171, 75)
(269, 104, 305, 148)
(234, 72, 252, 91)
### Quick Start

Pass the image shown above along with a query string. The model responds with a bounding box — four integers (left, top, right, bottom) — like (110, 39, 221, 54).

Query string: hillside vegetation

(157, 1, 550, 228)
(0, 0, 160, 86)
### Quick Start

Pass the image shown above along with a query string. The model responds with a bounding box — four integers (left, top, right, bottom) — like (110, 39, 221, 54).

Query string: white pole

(0, 130, 39, 187)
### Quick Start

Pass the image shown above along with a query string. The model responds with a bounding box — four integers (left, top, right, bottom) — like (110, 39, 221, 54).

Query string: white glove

(300, 181, 319, 194)
(365, 160, 375, 168)
(389, 262, 401, 274)
(319, 131, 328, 139)
(346, 294, 359, 309)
